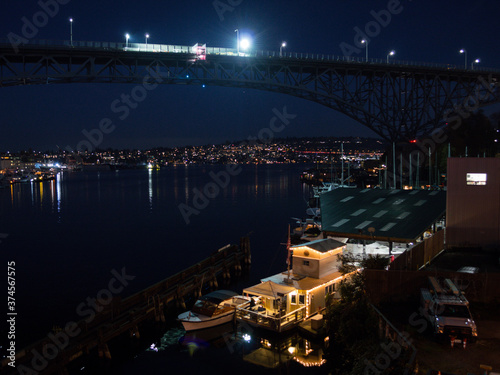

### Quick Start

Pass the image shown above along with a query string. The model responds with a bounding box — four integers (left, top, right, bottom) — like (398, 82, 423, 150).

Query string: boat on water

(178, 290, 251, 331)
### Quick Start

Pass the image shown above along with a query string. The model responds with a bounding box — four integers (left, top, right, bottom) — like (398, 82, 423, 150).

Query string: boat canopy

(199, 290, 237, 305)
(243, 281, 296, 299)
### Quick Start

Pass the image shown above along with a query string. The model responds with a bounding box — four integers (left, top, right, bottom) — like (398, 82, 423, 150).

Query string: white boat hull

(178, 310, 235, 331)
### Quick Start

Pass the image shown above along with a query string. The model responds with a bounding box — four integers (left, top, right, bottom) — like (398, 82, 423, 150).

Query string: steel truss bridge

(1, 39, 500, 141)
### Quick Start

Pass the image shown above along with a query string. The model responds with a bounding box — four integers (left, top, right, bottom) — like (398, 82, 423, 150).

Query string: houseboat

(236, 238, 352, 332)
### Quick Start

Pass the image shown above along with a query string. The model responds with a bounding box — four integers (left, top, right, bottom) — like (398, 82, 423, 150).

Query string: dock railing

(236, 305, 306, 332)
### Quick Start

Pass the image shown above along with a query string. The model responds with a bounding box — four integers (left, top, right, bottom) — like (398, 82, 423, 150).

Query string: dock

(3, 237, 251, 375)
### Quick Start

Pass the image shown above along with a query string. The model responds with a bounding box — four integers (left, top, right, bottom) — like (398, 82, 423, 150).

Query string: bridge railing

(0, 38, 499, 73)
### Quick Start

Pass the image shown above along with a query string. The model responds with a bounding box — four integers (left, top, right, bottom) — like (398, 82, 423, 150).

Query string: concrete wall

(446, 158, 500, 248)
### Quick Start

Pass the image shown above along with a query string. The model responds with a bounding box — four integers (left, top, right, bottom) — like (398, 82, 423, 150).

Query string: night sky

(1, 0, 500, 152)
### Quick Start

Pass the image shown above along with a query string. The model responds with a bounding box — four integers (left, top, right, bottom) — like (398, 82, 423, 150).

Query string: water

(0, 164, 326, 372)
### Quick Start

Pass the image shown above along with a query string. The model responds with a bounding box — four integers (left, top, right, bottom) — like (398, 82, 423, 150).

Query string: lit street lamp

(471, 58, 480, 70)
(459, 49, 467, 69)
(387, 50, 395, 63)
(145, 33, 149, 45)
(240, 38, 251, 51)
(361, 39, 368, 61)
(69, 18, 73, 46)
(125, 33, 130, 48)
(280, 41, 286, 57)
(234, 29, 239, 54)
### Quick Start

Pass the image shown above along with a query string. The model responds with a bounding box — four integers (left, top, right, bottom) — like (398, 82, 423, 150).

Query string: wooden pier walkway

(3, 238, 251, 375)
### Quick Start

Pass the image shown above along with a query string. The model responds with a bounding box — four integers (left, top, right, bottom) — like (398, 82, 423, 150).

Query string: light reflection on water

(121, 322, 329, 375)
(0, 164, 315, 350)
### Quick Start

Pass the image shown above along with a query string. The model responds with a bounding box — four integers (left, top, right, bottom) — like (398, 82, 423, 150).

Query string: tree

(324, 254, 403, 374)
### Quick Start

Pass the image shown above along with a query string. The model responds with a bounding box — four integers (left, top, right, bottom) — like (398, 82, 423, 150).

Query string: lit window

(466, 173, 487, 186)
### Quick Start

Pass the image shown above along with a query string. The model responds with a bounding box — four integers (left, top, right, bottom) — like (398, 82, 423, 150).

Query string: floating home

(236, 238, 349, 332)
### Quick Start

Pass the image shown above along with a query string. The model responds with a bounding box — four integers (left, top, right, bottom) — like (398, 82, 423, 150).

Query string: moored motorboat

(178, 290, 250, 331)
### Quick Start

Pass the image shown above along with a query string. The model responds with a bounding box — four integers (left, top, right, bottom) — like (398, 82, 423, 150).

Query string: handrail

(371, 304, 417, 374)
(0, 38, 499, 73)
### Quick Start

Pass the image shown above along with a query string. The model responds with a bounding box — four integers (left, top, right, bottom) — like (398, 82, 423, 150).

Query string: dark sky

(1, 0, 500, 151)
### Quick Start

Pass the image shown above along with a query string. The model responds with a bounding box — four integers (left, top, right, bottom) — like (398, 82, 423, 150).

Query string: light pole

(145, 33, 149, 45)
(387, 50, 395, 63)
(361, 39, 368, 61)
(471, 58, 480, 70)
(125, 33, 130, 48)
(234, 29, 239, 54)
(69, 18, 73, 46)
(459, 49, 467, 69)
(280, 41, 286, 57)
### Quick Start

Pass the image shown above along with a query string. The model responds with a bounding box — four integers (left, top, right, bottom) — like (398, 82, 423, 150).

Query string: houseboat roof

(243, 281, 296, 298)
(261, 270, 344, 292)
(290, 238, 345, 253)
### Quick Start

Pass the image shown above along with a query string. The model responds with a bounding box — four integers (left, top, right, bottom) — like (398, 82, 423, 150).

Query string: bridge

(1, 39, 499, 142)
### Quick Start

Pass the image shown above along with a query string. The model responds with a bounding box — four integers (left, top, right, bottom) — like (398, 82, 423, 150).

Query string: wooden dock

(3, 238, 251, 375)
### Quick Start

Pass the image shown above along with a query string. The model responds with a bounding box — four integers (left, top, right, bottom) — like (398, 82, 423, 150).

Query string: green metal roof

(320, 188, 446, 241)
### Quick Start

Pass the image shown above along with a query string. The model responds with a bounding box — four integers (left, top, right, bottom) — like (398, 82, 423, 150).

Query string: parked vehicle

(420, 276, 477, 348)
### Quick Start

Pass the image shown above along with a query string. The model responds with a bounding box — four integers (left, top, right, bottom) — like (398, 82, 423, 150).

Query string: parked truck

(420, 276, 477, 348)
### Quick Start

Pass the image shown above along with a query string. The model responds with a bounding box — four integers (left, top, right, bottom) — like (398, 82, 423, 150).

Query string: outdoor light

(387, 50, 395, 63)
(69, 18, 73, 46)
(125, 33, 130, 48)
(361, 39, 368, 61)
(240, 38, 251, 51)
(145, 33, 149, 44)
(459, 49, 467, 69)
(471, 58, 480, 70)
(280, 41, 286, 57)
(242, 333, 251, 342)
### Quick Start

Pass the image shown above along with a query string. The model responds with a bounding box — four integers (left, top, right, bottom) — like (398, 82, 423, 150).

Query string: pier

(3, 238, 251, 375)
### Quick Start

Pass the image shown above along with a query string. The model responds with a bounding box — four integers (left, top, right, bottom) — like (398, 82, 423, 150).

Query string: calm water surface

(0, 164, 320, 364)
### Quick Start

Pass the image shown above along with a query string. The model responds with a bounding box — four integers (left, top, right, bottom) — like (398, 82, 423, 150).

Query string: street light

(361, 39, 368, 61)
(471, 58, 480, 70)
(387, 50, 395, 63)
(280, 41, 286, 57)
(234, 29, 239, 54)
(69, 18, 73, 46)
(459, 49, 467, 69)
(240, 38, 251, 51)
(145, 33, 149, 45)
(125, 33, 130, 48)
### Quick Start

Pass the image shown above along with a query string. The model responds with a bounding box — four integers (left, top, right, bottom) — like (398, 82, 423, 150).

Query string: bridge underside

(1, 45, 499, 142)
